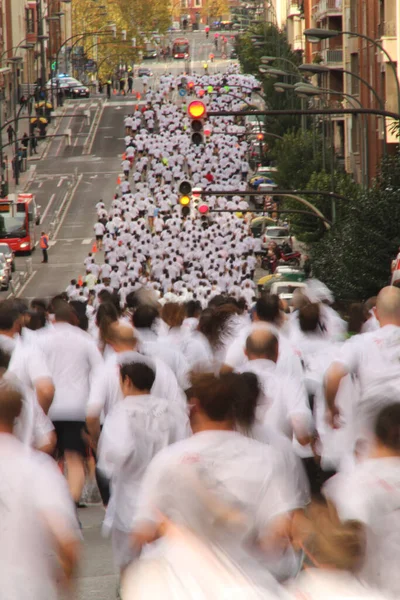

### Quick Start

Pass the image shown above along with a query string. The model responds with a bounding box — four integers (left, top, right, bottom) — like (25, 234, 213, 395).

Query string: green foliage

(235, 24, 304, 138)
(311, 155, 400, 300)
(272, 129, 325, 190)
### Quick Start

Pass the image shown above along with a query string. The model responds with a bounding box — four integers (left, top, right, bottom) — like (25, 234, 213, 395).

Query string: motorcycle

(261, 243, 301, 272)
(277, 243, 301, 266)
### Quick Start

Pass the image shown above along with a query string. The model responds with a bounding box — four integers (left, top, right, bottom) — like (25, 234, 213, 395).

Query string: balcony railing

(313, 0, 343, 22)
(321, 48, 343, 64)
(287, 0, 302, 18)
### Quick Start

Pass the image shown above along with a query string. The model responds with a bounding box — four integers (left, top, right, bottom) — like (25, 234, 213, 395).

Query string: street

(3, 30, 236, 303)
(5, 34, 237, 599)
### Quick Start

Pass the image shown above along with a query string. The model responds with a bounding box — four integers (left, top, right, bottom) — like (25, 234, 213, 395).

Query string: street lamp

(303, 28, 400, 115)
(299, 62, 388, 153)
(259, 66, 289, 79)
(294, 82, 369, 194)
(6, 57, 23, 186)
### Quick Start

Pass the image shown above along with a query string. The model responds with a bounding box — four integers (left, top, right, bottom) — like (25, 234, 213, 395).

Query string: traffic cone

(117, 175, 121, 185)
(78, 275, 83, 287)
(92, 241, 97, 253)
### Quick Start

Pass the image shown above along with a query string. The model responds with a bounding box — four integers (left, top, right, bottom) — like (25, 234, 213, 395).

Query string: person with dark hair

(131, 371, 302, 588)
(97, 358, 188, 574)
(95, 302, 119, 353)
(0, 300, 55, 449)
(324, 402, 400, 598)
(132, 304, 159, 337)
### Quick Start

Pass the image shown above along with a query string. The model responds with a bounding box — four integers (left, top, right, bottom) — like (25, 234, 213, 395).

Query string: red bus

(172, 38, 190, 59)
(0, 193, 39, 253)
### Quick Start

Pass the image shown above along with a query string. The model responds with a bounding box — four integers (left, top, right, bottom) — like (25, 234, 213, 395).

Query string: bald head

(376, 287, 400, 326)
(106, 322, 137, 352)
(245, 329, 279, 363)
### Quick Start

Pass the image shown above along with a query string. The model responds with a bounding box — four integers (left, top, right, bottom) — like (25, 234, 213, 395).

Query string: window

(25, 8, 35, 34)
(349, 0, 357, 33)
(195, 0, 201, 6)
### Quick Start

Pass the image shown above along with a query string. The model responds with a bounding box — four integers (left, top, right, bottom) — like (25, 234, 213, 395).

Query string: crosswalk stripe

(81, 239, 92, 244)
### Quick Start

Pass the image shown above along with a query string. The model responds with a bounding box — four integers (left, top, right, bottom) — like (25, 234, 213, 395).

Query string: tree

(310, 155, 400, 301)
(235, 23, 304, 138)
(202, 0, 229, 22)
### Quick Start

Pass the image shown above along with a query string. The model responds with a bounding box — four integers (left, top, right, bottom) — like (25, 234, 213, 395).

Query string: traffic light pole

(207, 107, 400, 120)
(208, 208, 332, 226)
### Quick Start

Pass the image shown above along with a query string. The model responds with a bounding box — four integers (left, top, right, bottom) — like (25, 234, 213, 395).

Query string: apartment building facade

(0, 0, 72, 121)
(300, 0, 399, 185)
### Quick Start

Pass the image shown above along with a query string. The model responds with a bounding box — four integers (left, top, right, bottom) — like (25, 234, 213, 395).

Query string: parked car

(137, 67, 153, 77)
(46, 76, 90, 98)
(0, 255, 11, 290)
(262, 225, 292, 249)
(0, 243, 15, 272)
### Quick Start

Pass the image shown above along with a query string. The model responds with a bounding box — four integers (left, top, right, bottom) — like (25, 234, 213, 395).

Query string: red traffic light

(198, 204, 209, 215)
(257, 133, 264, 140)
(188, 81, 194, 88)
(188, 101, 206, 119)
(198, 89, 205, 97)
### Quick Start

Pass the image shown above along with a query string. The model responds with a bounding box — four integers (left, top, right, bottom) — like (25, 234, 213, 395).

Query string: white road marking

(38, 182, 43, 188)
(53, 174, 83, 239)
(40, 192, 56, 222)
(16, 270, 37, 298)
(81, 238, 92, 244)
(48, 241, 57, 246)
(57, 177, 66, 187)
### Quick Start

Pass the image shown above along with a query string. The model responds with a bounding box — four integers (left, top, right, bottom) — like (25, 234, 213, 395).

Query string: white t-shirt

(324, 457, 400, 597)
(98, 393, 189, 532)
(94, 222, 105, 236)
(37, 322, 103, 421)
(238, 358, 311, 441)
(134, 430, 299, 588)
(0, 434, 79, 600)
(334, 325, 400, 432)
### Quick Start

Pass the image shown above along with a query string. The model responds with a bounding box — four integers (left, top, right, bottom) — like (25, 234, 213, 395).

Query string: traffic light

(188, 101, 206, 146)
(198, 204, 209, 215)
(178, 180, 192, 207)
(257, 132, 264, 141)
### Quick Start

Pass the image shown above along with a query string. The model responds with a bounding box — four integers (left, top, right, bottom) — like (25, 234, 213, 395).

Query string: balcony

(312, 0, 343, 22)
(287, 0, 302, 18)
(293, 34, 305, 52)
(321, 47, 343, 65)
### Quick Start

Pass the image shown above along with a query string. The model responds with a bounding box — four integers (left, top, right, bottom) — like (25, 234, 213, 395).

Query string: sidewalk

(2, 103, 67, 195)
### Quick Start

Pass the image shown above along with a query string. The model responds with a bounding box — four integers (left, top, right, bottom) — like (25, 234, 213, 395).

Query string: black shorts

(53, 420, 88, 457)
(96, 234, 103, 241)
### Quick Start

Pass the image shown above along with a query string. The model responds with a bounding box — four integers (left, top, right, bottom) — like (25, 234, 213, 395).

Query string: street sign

(179, 88, 186, 97)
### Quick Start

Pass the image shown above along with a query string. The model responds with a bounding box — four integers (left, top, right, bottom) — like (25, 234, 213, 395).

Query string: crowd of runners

(1, 67, 400, 600)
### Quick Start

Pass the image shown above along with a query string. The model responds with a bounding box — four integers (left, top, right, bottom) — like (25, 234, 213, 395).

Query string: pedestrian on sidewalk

(7, 124, 14, 145)
(30, 132, 38, 154)
(40, 231, 49, 263)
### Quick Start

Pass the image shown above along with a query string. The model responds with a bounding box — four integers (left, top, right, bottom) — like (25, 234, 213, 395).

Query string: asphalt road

(1, 34, 237, 600)
(4, 30, 236, 303)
